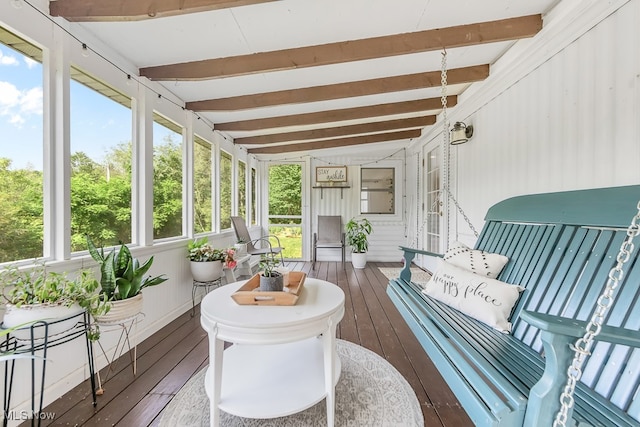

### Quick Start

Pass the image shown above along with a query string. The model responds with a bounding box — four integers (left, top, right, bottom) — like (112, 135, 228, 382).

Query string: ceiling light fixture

(450, 121, 473, 145)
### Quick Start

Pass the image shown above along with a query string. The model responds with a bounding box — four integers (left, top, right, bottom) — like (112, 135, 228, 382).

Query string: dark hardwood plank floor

(30, 262, 472, 426)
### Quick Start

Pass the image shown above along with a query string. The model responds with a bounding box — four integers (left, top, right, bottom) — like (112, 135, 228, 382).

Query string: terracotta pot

(190, 260, 223, 282)
(95, 293, 143, 324)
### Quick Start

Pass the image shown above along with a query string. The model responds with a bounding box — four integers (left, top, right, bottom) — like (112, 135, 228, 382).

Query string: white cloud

(0, 81, 42, 128)
(24, 57, 38, 69)
(0, 51, 19, 66)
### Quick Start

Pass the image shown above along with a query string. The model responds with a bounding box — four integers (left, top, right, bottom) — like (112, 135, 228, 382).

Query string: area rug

(159, 339, 423, 426)
(378, 267, 432, 287)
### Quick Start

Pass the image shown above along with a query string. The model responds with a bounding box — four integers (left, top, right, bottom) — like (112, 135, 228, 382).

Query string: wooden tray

(231, 271, 306, 305)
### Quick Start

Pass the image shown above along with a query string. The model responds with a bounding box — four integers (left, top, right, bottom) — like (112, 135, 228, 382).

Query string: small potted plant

(234, 238, 248, 257)
(87, 236, 168, 324)
(258, 256, 283, 291)
(187, 238, 237, 282)
(346, 217, 373, 269)
(0, 264, 110, 341)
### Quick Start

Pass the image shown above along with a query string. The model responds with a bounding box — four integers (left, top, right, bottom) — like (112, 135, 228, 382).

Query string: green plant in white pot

(345, 217, 373, 269)
(187, 238, 237, 282)
(0, 265, 110, 341)
(258, 255, 283, 291)
(87, 236, 168, 324)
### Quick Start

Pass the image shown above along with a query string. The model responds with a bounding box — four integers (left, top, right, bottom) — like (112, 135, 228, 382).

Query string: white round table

(200, 277, 345, 427)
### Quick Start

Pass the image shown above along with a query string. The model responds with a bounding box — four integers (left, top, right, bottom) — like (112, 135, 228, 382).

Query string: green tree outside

(268, 164, 302, 259)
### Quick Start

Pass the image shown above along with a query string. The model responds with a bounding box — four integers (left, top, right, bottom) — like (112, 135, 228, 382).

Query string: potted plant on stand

(346, 217, 373, 269)
(187, 238, 237, 282)
(87, 237, 168, 324)
(0, 265, 110, 341)
(258, 256, 283, 291)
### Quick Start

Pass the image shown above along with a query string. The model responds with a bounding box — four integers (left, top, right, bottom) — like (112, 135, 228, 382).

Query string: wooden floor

(31, 262, 473, 426)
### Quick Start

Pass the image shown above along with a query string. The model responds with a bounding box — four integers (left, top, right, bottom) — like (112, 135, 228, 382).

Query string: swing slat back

(480, 187, 640, 407)
(391, 184, 640, 425)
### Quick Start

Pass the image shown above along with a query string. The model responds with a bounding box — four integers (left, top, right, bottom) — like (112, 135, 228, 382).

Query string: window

(237, 160, 246, 220)
(70, 67, 132, 251)
(153, 113, 183, 239)
(0, 28, 44, 262)
(250, 167, 257, 225)
(219, 150, 232, 229)
(194, 135, 212, 234)
(360, 168, 394, 214)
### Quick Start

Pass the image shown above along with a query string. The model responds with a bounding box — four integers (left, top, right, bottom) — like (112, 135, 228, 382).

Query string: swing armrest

(397, 246, 442, 283)
(399, 245, 444, 259)
(521, 311, 640, 347)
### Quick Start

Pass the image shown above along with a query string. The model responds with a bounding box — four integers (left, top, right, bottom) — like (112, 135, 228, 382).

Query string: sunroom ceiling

(49, 0, 560, 154)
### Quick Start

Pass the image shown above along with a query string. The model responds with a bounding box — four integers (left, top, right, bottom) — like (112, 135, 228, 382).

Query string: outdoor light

(450, 121, 473, 145)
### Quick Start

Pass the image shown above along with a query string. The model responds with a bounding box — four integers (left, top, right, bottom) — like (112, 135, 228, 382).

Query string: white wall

(408, 0, 640, 267)
(306, 146, 408, 263)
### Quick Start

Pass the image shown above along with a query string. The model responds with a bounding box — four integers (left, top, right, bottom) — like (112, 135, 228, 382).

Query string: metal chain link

(441, 50, 451, 246)
(553, 201, 640, 426)
(448, 192, 480, 238)
(409, 50, 479, 249)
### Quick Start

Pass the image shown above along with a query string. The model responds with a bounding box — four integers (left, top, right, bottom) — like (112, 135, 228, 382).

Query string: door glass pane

(268, 164, 302, 259)
(426, 147, 441, 253)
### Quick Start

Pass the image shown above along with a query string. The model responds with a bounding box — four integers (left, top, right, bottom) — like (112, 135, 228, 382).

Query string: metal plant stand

(1, 310, 96, 427)
(191, 278, 223, 317)
(93, 312, 144, 393)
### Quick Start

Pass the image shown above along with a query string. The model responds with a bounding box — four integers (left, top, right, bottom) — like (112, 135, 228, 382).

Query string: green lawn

(269, 226, 302, 259)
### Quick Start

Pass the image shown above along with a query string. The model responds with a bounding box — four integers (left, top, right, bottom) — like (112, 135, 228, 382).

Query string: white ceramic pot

(190, 260, 224, 282)
(233, 243, 247, 257)
(94, 293, 143, 324)
(3, 303, 84, 342)
(351, 252, 368, 269)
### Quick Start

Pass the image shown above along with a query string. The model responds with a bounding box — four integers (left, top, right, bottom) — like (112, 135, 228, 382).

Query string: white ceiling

(53, 0, 561, 154)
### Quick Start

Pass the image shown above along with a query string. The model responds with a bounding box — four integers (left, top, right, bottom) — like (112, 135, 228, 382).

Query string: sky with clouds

(0, 44, 138, 170)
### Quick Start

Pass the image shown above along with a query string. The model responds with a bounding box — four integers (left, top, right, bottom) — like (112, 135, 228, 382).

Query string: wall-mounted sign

(316, 166, 347, 183)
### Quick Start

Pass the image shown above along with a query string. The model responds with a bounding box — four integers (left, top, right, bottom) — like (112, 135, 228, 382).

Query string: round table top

(200, 277, 344, 331)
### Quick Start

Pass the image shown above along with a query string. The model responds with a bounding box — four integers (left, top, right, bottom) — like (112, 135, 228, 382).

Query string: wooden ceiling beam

(236, 116, 434, 145)
(247, 130, 421, 154)
(49, 0, 277, 22)
(216, 96, 455, 131)
(141, 15, 541, 80)
(188, 65, 486, 111)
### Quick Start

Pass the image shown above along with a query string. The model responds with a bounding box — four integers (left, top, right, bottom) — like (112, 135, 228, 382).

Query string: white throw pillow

(422, 261, 524, 333)
(443, 241, 509, 279)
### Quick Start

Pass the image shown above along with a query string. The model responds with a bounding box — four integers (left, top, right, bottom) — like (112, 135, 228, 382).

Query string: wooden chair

(230, 216, 284, 266)
(312, 216, 345, 269)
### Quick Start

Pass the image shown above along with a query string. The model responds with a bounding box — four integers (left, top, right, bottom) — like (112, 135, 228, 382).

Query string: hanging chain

(553, 201, 640, 427)
(448, 192, 479, 238)
(408, 49, 478, 249)
(441, 49, 478, 240)
(441, 50, 451, 247)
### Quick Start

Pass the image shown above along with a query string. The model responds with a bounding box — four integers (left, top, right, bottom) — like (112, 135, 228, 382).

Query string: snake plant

(86, 236, 168, 301)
